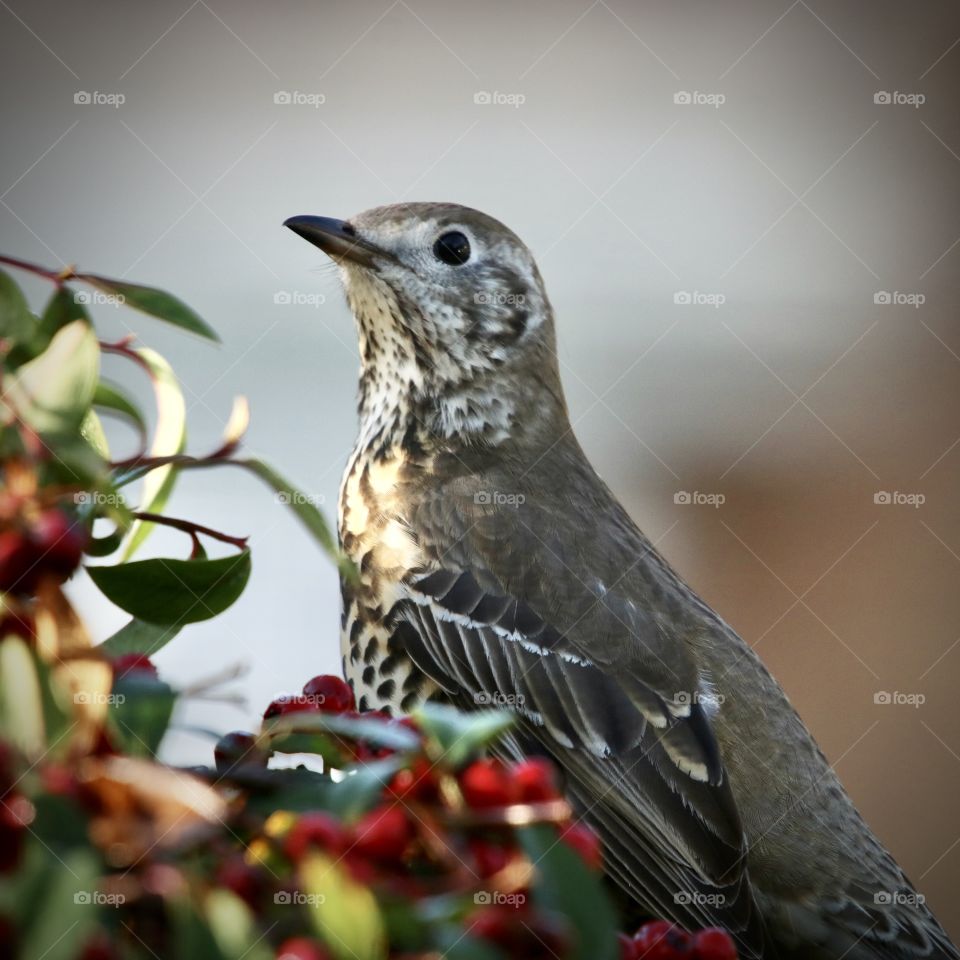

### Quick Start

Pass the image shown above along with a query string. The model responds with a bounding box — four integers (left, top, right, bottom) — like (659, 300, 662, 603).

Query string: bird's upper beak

(283, 215, 381, 267)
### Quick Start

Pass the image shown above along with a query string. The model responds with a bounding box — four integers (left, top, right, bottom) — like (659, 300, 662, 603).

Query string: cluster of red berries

(209, 676, 610, 959)
(620, 921, 738, 960)
(1, 663, 740, 960)
(0, 507, 87, 597)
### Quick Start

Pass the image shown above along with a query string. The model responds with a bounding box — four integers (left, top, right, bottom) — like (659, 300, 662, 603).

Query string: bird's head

(284, 202, 566, 449)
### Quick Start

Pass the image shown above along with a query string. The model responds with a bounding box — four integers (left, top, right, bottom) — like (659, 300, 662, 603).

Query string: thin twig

(132, 511, 248, 550)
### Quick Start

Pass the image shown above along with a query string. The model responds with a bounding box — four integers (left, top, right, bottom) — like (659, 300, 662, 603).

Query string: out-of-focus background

(1, 0, 958, 932)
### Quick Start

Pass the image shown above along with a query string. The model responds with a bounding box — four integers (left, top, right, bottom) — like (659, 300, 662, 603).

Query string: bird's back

(339, 432, 956, 960)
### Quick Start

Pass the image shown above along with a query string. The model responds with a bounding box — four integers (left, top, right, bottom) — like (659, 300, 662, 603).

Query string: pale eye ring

(433, 231, 471, 266)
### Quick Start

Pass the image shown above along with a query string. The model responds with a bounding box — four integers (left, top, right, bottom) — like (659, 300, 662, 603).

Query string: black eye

(433, 231, 470, 266)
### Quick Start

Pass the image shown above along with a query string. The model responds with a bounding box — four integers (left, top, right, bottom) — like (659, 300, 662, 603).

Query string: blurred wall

(1, 0, 958, 933)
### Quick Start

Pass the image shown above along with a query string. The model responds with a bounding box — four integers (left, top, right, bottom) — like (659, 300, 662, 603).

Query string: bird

(284, 203, 957, 960)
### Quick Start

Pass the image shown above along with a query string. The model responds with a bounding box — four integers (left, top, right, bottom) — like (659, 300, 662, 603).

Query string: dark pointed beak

(283, 215, 380, 266)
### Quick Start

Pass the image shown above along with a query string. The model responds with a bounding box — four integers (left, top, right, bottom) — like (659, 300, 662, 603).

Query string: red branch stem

(133, 511, 248, 550)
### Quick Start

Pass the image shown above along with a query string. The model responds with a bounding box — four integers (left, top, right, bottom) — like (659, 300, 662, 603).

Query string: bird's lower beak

(283, 215, 380, 267)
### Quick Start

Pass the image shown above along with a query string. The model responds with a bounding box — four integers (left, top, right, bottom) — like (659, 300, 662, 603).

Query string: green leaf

(0, 267, 33, 344)
(205, 889, 273, 960)
(518, 823, 619, 960)
(31, 653, 73, 758)
(35, 431, 108, 489)
(81, 274, 219, 341)
(87, 548, 251, 625)
(1, 320, 99, 433)
(18, 849, 101, 960)
(5, 287, 90, 369)
(302, 852, 388, 960)
(94, 380, 148, 440)
(264, 711, 420, 753)
(240, 457, 351, 579)
(241, 768, 334, 815)
(414, 703, 514, 768)
(106, 674, 177, 757)
(435, 932, 505, 960)
(327, 756, 405, 820)
(42, 284, 90, 333)
(0, 636, 46, 756)
(100, 617, 181, 658)
(123, 347, 186, 560)
(171, 898, 229, 960)
(80, 408, 110, 459)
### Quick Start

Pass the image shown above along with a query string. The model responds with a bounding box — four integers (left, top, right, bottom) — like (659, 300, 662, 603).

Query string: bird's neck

(343, 269, 567, 464)
(353, 357, 517, 462)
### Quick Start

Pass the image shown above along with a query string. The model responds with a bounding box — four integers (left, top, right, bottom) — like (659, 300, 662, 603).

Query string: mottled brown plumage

(285, 204, 957, 960)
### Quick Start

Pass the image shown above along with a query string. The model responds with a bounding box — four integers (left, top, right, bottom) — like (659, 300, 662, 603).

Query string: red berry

(0, 796, 29, 873)
(214, 731, 266, 774)
(469, 907, 569, 959)
(692, 928, 737, 960)
(276, 938, 329, 960)
(559, 821, 603, 870)
(77, 931, 120, 960)
(0, 611, 34, 643)
(215, 856, 262, 908)
(387, 758, 437, 801)
(32, 510, 86, 580)
(0, 531, 35, 595)
(284, 812, 347, 862)
(634, 921, 692, 960)
(352, 804, 411, 862)
(111, 653, 158, 679)
(619, 932, 637, 960)
(263, 694, 321, 722)
(460, 759, 516, 808)
(0, 831, 23, 875)
(302, 675, 355, 713)
(39, 763, 77, 797)
(512, 757, 559, 802)
(468, 838, 517, 878)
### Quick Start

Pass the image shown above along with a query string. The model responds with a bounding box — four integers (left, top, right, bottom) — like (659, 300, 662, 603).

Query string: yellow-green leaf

(1, 320, 99, 433)
(123, 347, 186, 560)
(302, 852, 387, 960)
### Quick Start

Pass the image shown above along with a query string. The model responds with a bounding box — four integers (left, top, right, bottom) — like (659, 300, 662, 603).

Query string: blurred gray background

(1, 0, 958, 932)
